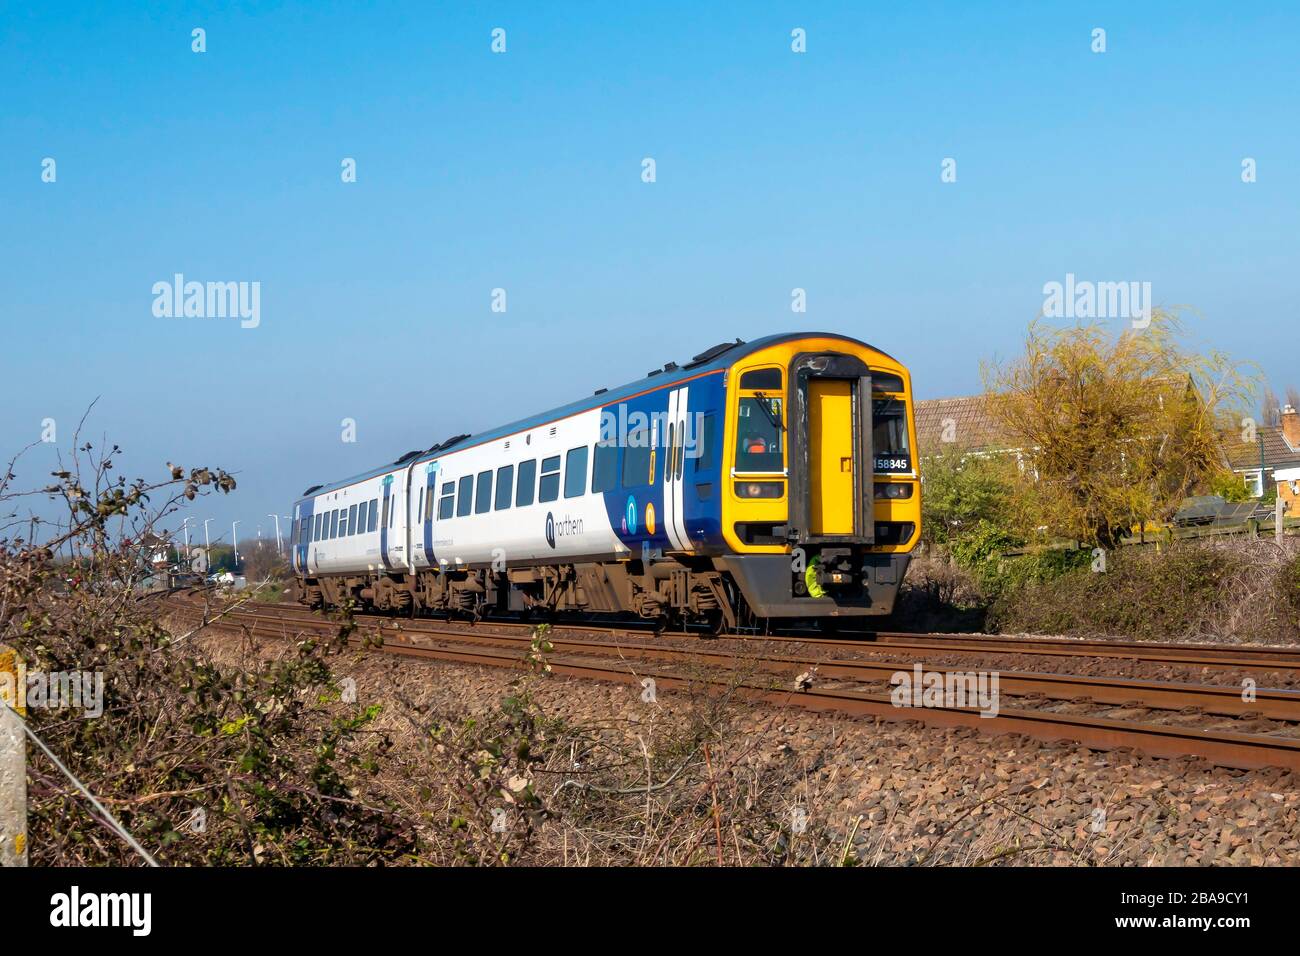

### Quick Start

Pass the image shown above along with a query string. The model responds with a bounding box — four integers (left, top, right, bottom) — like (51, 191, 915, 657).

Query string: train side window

(438, 482, 455, 519)
(693, 414, 716, 471)
(475, 471, 493, 514)
(389, 496, 396, 527)
(564, 446, 588, 498)
(416, 488, 423, 524)
(313, 514, 321, 541)
(495, 465, 514, 510)
(330, 509, 339, 539)
(368, 499, 378, 533)
(380, 496, 389, 530)
(516, 459, 537, 507)
(592, 441, 618, 493)
(341, 507, 351, 537)
(539, 455, 561, 502)
(424, 486, 434, 522)
(622, 430, 652, 488)
(348, 504, 358, 535)
(456, 476, 473, 517)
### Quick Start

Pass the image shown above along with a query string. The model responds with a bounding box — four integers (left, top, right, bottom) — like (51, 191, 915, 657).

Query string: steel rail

(163, 595, 1300, 772)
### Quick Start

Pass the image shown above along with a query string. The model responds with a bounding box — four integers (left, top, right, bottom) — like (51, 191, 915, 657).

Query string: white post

(1278, 496, 1286, 543)
(232, 521, 240, 572)
(182, 518, 191, 560)
(268, 514, 282, 553)
(0, 645, 27, 867)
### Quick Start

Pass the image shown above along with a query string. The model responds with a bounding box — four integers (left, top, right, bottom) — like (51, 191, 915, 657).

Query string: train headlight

(874, 482, 914, 500)
(735, 481, 784, 499)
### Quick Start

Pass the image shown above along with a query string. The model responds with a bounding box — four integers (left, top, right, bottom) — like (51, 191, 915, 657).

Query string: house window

(1244, 470, 1264, 498)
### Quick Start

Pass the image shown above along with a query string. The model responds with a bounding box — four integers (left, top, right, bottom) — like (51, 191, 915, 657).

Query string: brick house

(1221, 405, 1300, 507)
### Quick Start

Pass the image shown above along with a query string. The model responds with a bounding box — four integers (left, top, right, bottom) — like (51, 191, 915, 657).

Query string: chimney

(1283, 405, 1300, 450)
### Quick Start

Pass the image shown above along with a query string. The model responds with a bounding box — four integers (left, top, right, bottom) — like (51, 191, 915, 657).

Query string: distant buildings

(914, 396, 1300, 508)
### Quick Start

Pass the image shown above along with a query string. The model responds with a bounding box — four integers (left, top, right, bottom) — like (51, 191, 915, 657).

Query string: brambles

(1, 429, 417, 865)
(985, 539, 1299, 641)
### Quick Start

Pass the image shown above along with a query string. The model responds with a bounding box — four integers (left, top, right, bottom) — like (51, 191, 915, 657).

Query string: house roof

(913, 395, 1009, 452)
(1221, 424, 1300, 472)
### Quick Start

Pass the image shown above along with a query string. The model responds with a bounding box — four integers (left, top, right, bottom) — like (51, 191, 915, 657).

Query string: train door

(664, 386, 692, 551)
(807, 379, 855, 535)
(379, 475, 395, 569)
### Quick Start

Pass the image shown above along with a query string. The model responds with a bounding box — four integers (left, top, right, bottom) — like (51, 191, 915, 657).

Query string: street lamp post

(268, 514, 283, 553)
(232, 521, 240, 573)
(181, 518, 191, 564)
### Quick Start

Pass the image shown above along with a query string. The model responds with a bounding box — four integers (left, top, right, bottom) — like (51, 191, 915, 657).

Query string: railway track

(161, 590, 1300, 773)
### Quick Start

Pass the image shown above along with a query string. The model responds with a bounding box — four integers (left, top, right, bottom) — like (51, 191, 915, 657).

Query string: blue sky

(2, 1, 1297, 543)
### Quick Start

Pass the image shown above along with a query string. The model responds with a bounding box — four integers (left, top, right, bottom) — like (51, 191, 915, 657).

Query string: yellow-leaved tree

(982, 310, 1255, 549)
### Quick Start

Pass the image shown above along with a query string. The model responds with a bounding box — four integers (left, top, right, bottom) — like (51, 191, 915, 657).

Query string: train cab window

(456, 476, 473, 517)
(735, 397, 784, 473)
(739, 368, 782, 390)
(368, 499, 378, 532)
(475, 471, 493, 514)
(592, 441, 618, 493)
(621, 430, 653, 488)
(424, 486, 434, 523)
(348, 504, 359, 535)
(438, 482, 455, 519)
(539, 456, 561, 502)
(871, 372, 905, 393)
(516, 459, 537, 507)
(380, 497, 389, 530)
(694, 414, 716, 472)
(872, 398, 912, 473)
(564, 446, 588, 498)
(495, 465, 514, 510)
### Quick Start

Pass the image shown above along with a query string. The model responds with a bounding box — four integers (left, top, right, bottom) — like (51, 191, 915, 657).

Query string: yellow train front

(706, 333, 919, 626)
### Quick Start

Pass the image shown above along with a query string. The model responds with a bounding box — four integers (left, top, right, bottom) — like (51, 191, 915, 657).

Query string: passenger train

(289, 332, 919, 631)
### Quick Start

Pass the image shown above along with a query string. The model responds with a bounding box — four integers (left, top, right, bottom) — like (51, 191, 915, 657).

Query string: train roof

(296, 331, 894, 501)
